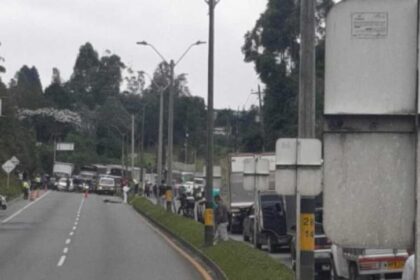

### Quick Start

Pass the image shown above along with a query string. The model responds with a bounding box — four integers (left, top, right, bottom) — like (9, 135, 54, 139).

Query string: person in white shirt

(122, 184, 130, 204)
(402, 249, 415, 280)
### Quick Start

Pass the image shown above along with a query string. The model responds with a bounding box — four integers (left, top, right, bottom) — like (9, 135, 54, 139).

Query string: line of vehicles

(50, 162, 130, 195)
(224, 154, 408, 280)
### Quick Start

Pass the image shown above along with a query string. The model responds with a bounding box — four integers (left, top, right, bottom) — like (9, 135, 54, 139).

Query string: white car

(57, 178, 74, 192)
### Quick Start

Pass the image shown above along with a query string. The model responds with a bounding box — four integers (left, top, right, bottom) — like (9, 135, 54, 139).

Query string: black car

(290, 209, 332, 280)
(228, 202, 253, 234)
(242, 191, 290, 252)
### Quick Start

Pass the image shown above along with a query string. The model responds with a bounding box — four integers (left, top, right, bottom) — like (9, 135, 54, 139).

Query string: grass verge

(131, 196, 293, 280)
(0, 175, 22, 201)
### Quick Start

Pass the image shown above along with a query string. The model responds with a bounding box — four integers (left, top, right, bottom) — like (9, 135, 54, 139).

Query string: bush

(0, 175, 22, 200)
(131, 197, 293, 280)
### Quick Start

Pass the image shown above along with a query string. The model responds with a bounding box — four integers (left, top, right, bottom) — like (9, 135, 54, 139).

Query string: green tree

(242, 0, 333, 148)
(45, 68, 73, 109)
(10, 65, 45, 109)
(68, 43, 100, 109)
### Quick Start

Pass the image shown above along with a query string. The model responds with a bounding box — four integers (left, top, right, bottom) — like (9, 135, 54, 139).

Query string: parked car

(228, 202, 253, 234)
(242, 191, 290, 252)
(57, 177, 74, 192)
(72, 176, 86, 192)
(290, 222, 332, 280)
(96, 176, 116, 195)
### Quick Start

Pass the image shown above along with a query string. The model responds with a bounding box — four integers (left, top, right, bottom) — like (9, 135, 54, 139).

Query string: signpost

(2, 160, 16, 189)
(275, 138, 322, 278)
(56, 143, 75, 151)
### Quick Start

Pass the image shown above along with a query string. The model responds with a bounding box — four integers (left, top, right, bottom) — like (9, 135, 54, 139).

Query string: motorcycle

(0, 195, 7, 210)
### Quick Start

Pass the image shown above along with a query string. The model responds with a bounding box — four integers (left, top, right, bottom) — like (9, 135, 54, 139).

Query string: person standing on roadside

(402, 248, 415, 280)
(22, 180, 30, 200)
(122, 182, 130, 204)
(213, 195, 229, 245)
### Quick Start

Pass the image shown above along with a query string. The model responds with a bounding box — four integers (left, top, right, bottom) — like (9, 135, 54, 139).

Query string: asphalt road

(0, 191, 202, 280)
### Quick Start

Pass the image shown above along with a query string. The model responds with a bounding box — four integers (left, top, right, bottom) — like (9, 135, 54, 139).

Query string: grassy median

(131, 196, 293, 280)
(0, 175, 22, 201)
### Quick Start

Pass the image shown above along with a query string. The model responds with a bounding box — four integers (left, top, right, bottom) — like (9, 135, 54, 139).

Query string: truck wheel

(348, 262, 360, 280)
(253, 234, 262, 249)
(243, 231, 250, 242)
(267, 236, 276, 253)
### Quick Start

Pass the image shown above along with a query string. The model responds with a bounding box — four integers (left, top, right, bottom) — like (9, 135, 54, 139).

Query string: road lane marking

(65, 239, 71, 245)
(69, 232, 74, 236)
(1, 191, 51, 224)
(72, 226, 76, 230)
(74, 222, 78, 226)
(63, 247, 69, 254)
(57, 255, 66, 267)
(138, 214, 212, 280)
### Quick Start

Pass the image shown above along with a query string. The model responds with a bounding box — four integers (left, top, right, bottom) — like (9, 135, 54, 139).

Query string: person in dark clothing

(214, 195, 229, 244)
(152, 184, 158, 198)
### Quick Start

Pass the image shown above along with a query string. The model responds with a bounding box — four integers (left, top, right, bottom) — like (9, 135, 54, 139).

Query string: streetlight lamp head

(195, 40, 206, 45)
(136, 41, 149, 46)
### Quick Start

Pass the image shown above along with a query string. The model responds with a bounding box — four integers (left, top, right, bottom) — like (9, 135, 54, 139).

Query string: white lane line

(63, 247, 69, 254)
(72, 226, 76, 230)
(1, 191, 51, 224)
(65, 239, 71, 245)
(69, 231, 74, 236)
(57, 255, 66, 267)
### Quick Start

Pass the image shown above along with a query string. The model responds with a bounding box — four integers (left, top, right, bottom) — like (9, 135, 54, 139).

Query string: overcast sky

(0, 0, 268, 109)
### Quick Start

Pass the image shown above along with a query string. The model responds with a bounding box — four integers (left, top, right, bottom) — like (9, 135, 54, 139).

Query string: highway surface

(0, 191, 202, 280)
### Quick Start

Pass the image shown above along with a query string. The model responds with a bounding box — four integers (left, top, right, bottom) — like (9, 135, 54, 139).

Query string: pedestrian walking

(158, 180, 166, 206)
(402, 248, 415, 280)
(122, 184, 130, 204)
(213, 195, 229, 245)
(22, 181, 30, 200)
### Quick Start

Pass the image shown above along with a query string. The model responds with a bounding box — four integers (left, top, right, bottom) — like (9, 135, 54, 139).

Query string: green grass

(0, 175, 22, 201)
(131, 196, 293, 280)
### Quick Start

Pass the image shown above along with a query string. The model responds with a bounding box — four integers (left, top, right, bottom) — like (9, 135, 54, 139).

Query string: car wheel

(253, 234, 262, 249)
(348, 262, 360, 280)
(267, 236, 276, 253)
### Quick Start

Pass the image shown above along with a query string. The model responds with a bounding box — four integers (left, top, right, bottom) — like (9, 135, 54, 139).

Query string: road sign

(243, 157, 270, 191)
(56, 142, 74, 151)
(9, 156, 19, 166)
(275, 138, 322, 196)
(2, 160, 15, 174)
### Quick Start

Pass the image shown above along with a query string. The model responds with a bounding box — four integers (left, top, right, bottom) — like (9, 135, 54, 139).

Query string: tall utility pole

(252, 85, 265, 152)
(204, 0, 219, 247)
(167, 60, 175, 187)
(297, 0, 316, 279)
(131, 114, 135, 179)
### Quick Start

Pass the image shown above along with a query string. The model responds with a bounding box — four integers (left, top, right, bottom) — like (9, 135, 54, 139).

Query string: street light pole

(136, 40, 205, 201)
(204, 0, 219, 247)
